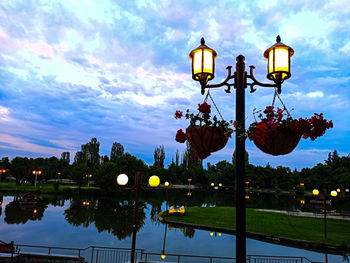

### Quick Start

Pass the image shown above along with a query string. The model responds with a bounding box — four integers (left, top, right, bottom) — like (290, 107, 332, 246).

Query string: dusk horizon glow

(1, 0, 350, 170)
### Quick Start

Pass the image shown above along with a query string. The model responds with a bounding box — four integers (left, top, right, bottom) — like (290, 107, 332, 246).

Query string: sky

(0, 0, 350, 170)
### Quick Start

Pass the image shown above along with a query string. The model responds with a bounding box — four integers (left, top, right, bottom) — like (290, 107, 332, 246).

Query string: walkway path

(255, 209, 350, 220)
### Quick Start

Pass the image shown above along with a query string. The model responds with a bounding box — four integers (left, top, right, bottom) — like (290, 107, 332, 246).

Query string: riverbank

(159, 206, 350, 254)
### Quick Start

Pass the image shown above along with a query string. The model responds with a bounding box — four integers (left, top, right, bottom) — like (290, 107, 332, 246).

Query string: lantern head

(312, 189, 319, 196)
(117, 173, 129, 186)
(330, 190, 338, 197)
(264, 35, 294, 86)
(149, 175, 160, 187)
(189, 38, 217, 91)
(164, 181, 169, 187)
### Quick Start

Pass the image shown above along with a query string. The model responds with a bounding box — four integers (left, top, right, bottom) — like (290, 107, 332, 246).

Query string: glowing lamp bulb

(312, 189, 319, 196)
(149, 175, 160, 187)
(331, 190, 337, 197)
(117, 173, 128, 186)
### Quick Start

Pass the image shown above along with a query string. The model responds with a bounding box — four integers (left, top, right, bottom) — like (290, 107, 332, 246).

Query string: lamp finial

(201, 37, 205, 45)
(276, 35, 281, 43)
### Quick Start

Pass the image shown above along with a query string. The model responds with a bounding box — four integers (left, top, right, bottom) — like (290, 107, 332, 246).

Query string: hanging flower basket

(186, 126, 229, 159)
(253, 129, 302, 156)
(247, 106, 333, 156)
(174, 102, 233, 160)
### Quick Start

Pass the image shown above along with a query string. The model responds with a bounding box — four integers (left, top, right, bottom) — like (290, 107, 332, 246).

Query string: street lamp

(0, 169, 6, 182)
(164, 181, 170, 213)
(85, 174, 92, 187)
(312, 188, 338, 239)
(32, 170, 42, 187)
(117, 172, 160, 263)
(190, 35, 294, 263)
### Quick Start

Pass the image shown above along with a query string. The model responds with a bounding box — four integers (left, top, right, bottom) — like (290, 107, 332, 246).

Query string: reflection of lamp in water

(300, 199, 305, 205)
(161, 223, 168, 260)
(117, 172, 160, 263)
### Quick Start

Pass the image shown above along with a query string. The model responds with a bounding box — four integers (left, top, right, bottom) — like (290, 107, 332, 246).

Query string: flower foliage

(175, 129, 187, 143)
(174, 102, 234, 143)
(247, 106, 333, 145)
(185, 102, 233, 130)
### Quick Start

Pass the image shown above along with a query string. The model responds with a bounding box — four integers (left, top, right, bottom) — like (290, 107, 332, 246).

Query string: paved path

(255, 209, 350, 220)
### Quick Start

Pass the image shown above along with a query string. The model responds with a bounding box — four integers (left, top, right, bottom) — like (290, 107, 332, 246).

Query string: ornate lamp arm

(247, 66, 281, 94)
(201, 64, 282, 95)
(203, 66, 235, 94)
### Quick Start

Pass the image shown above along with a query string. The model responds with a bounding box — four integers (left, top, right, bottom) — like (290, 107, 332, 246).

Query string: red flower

(175, 129, 187, 143)
(174, 110, 183, 119)
(197, 102, 211, 114)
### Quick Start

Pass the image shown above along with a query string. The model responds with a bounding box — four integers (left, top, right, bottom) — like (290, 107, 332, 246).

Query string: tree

(69, 163, 89, 187)
(232, 149, 249, 166)
(153, 145, 165, 168)
(175, 149, 180, 166)
(183, 142, 198, 169)
(74, 138, 100, 172)
(110, 142, 124, 162)
(61, 152, 70, 164)
(10, 157, 31, 185)
(94, 162, 119, 192)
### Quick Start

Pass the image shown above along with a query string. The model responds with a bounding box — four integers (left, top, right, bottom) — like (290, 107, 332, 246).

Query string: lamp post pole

(235, 55, 246, 262)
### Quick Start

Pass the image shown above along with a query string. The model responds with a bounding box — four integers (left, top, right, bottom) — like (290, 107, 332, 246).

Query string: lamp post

(85, 174, 92, 187)
(0, 169, 6, 182)
(32, 170, 42, 187)
(164, 181, 170, 213)
(190, 36, 294, 263)
(312, 188, 338, 240)
(117, 172, 160, 263)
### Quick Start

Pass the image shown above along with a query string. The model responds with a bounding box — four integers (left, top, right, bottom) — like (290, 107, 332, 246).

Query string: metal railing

(14, 244, 319, 263)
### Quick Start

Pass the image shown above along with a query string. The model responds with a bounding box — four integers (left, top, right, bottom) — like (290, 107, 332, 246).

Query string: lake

(0, 190, 348, 262)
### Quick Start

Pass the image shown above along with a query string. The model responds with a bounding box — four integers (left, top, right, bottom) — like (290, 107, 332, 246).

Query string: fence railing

(14, 244, 320, 263)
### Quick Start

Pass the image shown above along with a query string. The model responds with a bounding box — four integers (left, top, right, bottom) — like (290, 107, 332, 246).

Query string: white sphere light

(117, 173, 128, 186)
(164, 181, 169, 187)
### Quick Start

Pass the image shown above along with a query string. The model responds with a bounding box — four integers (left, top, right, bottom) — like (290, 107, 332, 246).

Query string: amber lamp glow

(264, 35, 294, 85)
(189, 38, 217, 87)
(331, 190, 338, 197)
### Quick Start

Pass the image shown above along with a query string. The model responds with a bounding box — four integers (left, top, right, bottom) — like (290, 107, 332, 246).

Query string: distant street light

(32, 170, 42, 187)
(117, 172, 160, 263)
(0, 169, 6, 182)
(164, 181, 170, 213)
(85, 174, 93, 187)
(312, 188, 338, 239)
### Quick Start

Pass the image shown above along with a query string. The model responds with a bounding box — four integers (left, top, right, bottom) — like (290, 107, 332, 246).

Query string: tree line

(0, 137, 349, 192)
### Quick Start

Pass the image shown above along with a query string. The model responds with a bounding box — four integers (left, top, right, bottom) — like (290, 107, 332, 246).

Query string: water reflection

(4, 194, 48, 224)
(0, 190, 348, 262)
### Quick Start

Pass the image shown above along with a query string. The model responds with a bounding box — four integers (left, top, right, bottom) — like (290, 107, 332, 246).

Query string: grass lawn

(163, 206, 350, 246)
(0, 181, 99, 194)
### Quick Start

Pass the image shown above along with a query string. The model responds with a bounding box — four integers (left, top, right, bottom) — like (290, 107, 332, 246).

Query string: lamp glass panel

(272, 48, 289, 73)
(203, 49, 213, 74)
(193, 50, 203, 76)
